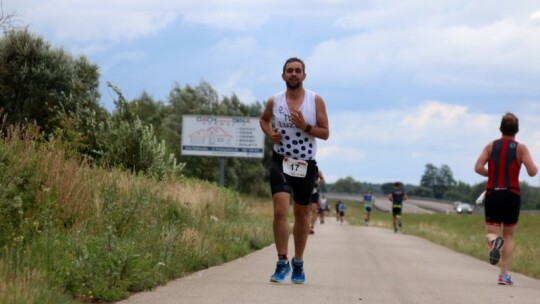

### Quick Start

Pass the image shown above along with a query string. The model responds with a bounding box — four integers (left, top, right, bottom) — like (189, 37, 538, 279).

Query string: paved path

(326, 193, 435, 214)
(116, 218, 540, 304)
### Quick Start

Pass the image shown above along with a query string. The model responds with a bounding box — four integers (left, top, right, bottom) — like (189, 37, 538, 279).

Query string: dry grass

(36, 146, 98, 224)
(159, 178, 230, 218)
(0, 259, 70, 304)
(0, 123, 275, 302)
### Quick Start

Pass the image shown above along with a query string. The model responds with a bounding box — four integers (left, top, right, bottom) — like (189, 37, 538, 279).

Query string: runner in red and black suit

(485, 138, 522, 227)
(475, 112, 537, 286)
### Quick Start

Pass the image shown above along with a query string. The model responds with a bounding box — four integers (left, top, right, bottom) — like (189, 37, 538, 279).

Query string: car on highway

(454, 202, 473, 214)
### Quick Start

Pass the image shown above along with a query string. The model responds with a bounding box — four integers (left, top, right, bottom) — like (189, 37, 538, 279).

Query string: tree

(420, 164, 438, 189)
(443, 181, 471, 202)
(408, 186, 433, 197)
(128, 92, 166, 138)
(0, 29, 103, 133)
(95, 83, 184, 179)
(380, 182, 394, 195)
(419, 163, 456, 199)
(520, 181, 538, 209)
(439, 165, 457, 188)
(331, 176, 363, 194)
(130, 81, 268, 194)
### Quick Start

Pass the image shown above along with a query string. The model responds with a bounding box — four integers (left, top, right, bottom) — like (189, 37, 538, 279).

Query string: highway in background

(325, 192, 474, 215)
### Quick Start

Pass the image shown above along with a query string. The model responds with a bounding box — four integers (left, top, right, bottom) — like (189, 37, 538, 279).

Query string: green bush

(94, 83, 184, 180)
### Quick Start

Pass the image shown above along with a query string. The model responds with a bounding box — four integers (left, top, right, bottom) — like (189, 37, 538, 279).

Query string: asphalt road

(325, 193, 478, 215)
(325, 193, 437, 214)
(116, 217, 540, 304)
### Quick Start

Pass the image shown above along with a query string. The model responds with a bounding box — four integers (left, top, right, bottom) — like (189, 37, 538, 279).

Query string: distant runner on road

(318, 194, 328, 224)
(337, 200, 346, 224)
(309, 169, 325, 234)
(363, 191, 375, 226)
(388, 182, 408, 233)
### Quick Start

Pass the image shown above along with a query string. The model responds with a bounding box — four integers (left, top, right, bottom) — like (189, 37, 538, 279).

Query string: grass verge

(335, 198, 540, 280)
(0, 125, 274, 303)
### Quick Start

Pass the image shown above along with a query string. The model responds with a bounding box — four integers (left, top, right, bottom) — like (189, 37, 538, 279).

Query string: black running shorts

(269, 152, 318, 205)
(484, 190, 521, 226)
(310, 191, 320, 204)
(392, 204, 402, 216)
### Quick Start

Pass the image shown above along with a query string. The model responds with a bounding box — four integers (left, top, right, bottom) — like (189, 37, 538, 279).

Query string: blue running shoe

(270, 260, 291, 283)
(498, 273, 514, 285)
(291, 258, 305, 284)
(489, 236, 504, 265)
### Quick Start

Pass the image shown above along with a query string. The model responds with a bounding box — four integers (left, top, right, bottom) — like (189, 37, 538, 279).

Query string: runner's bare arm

(474, 143, 491, 177)
(312, 95, 329, 140)
(259, 97, 281, 145)
(518, 143, 538, 177)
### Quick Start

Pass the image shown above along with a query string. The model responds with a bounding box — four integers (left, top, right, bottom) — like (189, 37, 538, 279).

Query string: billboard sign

(181, 115, 265, 158)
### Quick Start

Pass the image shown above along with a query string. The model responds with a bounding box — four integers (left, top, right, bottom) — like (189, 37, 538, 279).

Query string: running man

(309, 169, 324, 234)
(337, 200, 346, 224)
(363, 191, 375, 226)
(318, 194, 328, 224)
(259, 57, 330, 284)
(474, 112, 537, 285)
(388, 182, 407, 233)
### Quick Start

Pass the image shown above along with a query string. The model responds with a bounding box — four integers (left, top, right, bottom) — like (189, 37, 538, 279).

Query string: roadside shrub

(94, 83, 184, 180)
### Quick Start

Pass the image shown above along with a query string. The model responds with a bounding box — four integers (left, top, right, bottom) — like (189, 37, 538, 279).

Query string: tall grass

(0, 124, 274, 303)
(342, 198, 540, 280)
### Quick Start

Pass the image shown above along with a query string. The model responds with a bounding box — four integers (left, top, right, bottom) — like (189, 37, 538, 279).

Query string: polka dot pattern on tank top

(278, 129, 314, 160)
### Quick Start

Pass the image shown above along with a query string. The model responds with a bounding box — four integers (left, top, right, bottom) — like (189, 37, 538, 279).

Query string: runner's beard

(286, 80, 302, 89)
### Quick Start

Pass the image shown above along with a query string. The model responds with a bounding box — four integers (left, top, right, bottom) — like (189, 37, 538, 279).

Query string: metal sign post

(219, 157, 225, 187)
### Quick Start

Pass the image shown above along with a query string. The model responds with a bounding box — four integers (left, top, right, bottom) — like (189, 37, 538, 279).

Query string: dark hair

(393, 182, 401, 187)
(500, 112, 519, 136)
(283, 57, 305, 73)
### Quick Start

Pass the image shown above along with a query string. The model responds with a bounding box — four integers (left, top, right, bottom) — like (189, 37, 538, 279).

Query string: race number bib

(282, 157, 308, 178)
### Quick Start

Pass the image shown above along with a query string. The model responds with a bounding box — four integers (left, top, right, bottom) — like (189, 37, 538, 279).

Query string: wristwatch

(304, 124, 312, 133)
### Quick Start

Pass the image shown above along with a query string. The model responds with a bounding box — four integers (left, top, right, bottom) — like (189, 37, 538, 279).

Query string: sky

(4, 0, 540, 187)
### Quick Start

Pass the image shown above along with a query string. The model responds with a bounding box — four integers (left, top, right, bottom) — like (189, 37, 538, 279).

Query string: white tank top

(272, 89, 317, 160)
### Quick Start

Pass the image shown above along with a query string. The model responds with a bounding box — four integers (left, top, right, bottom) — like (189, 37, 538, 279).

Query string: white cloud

(183, 11, 268, 30)
(402, 101, 467, 130)
(215, 72, 258, 105)
(318, 101, 540, 185)
(9, 0, 176, 45)
(317, 146, 366, 162)
(311, 20, 540, 91)
(317, 102, 490, 184)
(206, 37, 259, 57)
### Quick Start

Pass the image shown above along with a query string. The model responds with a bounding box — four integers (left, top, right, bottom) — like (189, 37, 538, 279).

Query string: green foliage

(0, 128, 273, 302)
(26, 74, 271, 196)
(380, 182, 394, 195)
(0, 126, 41, 248)
(520, 181, 540, 208)
(128, 91, 167, 138)
(420, 163, 457, 199)
(132, 81, 268, 195)
(94, 83, 184, 179)
(0, 29, 103, 134)
(442, 181, 472, 202)
(407, 185, 433, 197)
(330, 176, 364, 193)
